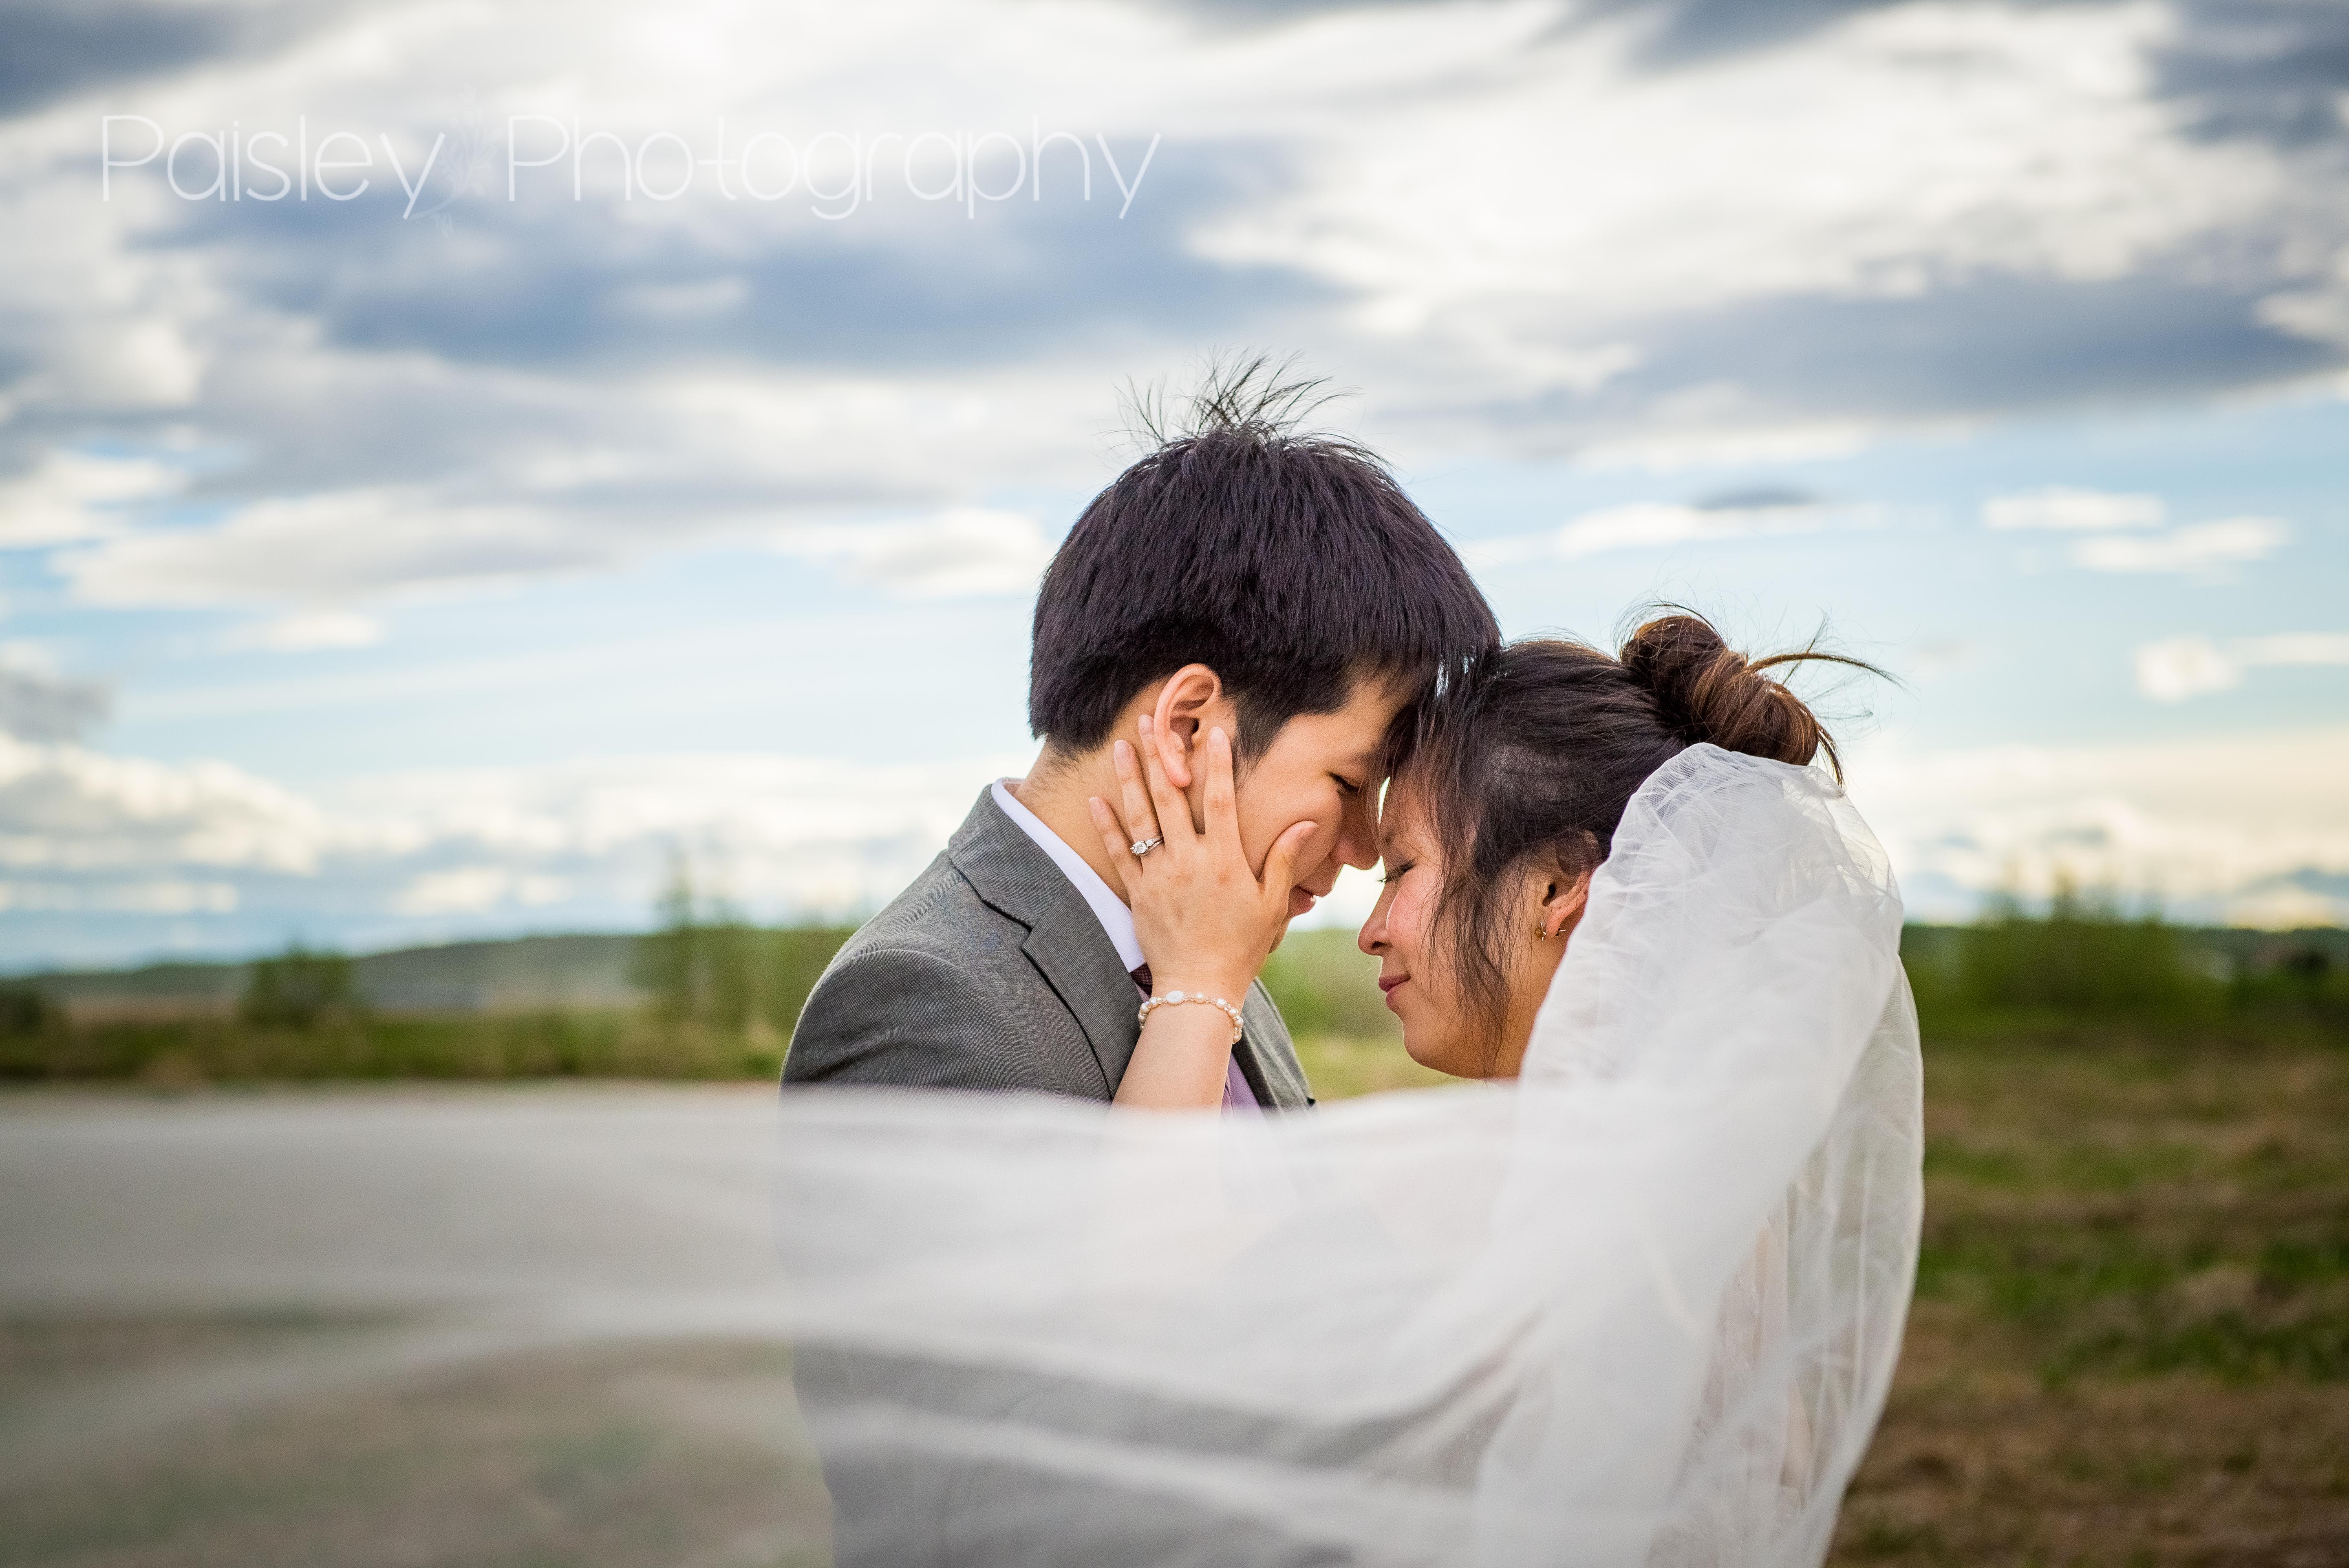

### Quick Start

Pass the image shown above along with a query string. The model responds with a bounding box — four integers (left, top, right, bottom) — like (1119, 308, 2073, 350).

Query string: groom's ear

(1149, 664, 1225, 790)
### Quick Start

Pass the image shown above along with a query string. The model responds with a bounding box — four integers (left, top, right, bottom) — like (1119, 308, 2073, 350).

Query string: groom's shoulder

(782, 849, 1039, 1089)
(823, 786, 1037, 976)
(843, 855, 1019, 963)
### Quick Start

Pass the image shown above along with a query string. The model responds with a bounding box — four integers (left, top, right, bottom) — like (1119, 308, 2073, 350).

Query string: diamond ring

(1131, 836, 1164, 858)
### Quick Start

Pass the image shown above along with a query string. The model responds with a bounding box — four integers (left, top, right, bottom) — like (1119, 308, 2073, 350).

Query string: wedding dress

(772, 743, 1923, 1567)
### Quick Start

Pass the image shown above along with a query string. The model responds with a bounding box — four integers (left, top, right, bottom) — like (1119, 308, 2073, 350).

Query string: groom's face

(1224, 675, 1409, 927)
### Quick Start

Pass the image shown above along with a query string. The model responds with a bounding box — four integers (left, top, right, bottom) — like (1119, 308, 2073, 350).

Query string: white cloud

(0, 450, 186, 547)
(2135, 631, 2349, 701)
(2258, 251, 2349, 350)
(1467, 495, 1862, 565)
(0, 879, 238, 914)
(393, 867, 569, 916)
(1982, 486, 2165, 531)
(0, 733, 331, 875)
(1201, 0, 2296, 439)
(0, 176, 207, 417)
(776, 508, 1054, 599)
(2071, 516, 2289, 575)
(45, 360, 1096, 611)
(220, 610, 387, 652)
(2252, 633, 2349, 666)
(2132, 635, 2239, 701)
(1906, 640, 1978, 680)
(1847, 725, 2349, 921)
(2222, 881, 2347, 931)
(0, 726, 1032, 959)
(0, 646, 110, 741)
(325, 750, 1025, 915)
(60, 489, 613, 608)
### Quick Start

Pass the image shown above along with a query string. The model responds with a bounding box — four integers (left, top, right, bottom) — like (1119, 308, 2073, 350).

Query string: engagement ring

(1130, 837, 1163, 858)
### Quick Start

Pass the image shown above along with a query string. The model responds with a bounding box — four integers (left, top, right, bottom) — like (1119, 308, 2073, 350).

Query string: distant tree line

(0, 881, 2340, 1079)
(1901, 884, 2345, 1031)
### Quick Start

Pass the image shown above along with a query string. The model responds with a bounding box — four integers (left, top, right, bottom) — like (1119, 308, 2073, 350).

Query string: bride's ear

(1149, 664, 1224, 789)
(1536, 871, 1592, 942)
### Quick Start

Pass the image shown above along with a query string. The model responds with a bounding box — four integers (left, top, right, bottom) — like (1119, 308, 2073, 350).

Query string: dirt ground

(1829, 1037, 2349, 1567)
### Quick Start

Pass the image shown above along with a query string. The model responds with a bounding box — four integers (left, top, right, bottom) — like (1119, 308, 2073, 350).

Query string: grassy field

(1828, 1029, 2349, 1566)
(0, 1008, 785, 1084)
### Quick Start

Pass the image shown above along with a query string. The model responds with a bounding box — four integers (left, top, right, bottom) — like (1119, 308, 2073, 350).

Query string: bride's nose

(1358, 885, 1392, 955)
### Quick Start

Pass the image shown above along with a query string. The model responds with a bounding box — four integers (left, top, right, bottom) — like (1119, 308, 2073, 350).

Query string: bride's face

(1357, 782, 1573, 1080)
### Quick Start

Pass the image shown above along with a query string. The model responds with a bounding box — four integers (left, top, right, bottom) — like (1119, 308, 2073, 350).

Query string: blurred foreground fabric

(0, 1086, 828, 1568)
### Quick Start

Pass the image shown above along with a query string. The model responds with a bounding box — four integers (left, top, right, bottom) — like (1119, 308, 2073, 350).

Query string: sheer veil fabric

(773, 745, 1923, 1567)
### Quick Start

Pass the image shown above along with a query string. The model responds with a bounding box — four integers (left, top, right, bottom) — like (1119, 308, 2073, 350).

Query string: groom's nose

(1334, 790, 1379, 871)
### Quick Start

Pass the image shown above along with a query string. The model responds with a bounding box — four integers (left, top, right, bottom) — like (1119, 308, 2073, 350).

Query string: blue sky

(2, 0, 2346, 967)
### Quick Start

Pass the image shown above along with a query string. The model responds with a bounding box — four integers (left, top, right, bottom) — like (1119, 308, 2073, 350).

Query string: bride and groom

(776, 369, 1923, 1567)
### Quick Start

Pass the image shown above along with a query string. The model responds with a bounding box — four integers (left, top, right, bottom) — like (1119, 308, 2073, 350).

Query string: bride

(773, 613, 1922, 1568)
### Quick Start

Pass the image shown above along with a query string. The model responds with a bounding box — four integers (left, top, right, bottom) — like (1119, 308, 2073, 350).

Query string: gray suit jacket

(784, 786, 1312, 1109)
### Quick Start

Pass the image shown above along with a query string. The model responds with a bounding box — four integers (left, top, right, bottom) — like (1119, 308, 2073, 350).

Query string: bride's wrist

(1146, 970, 1252, 1004)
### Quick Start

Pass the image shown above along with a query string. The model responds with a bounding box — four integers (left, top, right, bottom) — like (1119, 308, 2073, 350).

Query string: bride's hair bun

(1618, 613, 1843, 776)
(1401, 608, 1882, 1041)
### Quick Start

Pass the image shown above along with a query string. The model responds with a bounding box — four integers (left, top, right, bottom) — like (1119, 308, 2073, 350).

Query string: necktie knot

(1129, 964, 1152, 995)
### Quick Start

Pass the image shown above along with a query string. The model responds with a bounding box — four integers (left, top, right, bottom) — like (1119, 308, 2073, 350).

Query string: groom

(783, 380, 1498, 1110)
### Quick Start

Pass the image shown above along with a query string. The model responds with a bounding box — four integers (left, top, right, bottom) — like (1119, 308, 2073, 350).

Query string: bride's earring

(1532, 921, 1548, 940)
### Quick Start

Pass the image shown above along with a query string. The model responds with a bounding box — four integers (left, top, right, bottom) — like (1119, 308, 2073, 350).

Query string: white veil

(772, 744, 1923, 1568)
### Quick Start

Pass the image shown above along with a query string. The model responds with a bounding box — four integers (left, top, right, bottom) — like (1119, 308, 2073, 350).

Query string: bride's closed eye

(1379, 860, 1414, 885)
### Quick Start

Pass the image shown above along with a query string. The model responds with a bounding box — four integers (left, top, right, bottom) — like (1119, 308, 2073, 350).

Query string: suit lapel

(948, 788, 1144, 1096)
(1021, 906, 1146, 1095)
(1238, 982, 1313, 1109)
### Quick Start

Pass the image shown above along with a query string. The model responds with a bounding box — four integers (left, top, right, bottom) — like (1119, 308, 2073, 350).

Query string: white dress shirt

(992, 778, 1260, 1114)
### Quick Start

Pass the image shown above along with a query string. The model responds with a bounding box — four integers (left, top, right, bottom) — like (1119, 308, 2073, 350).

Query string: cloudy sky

(3, 0, 2347, 968)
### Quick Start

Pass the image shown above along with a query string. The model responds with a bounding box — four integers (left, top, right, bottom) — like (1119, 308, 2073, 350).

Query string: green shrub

(1894, 891, 2293, 1040)
(2230, 943, 2349, 1019)
(239, 946, 358, 1028)
(1957, 887, 2215, 1014)
(0, 984, 56, 1039)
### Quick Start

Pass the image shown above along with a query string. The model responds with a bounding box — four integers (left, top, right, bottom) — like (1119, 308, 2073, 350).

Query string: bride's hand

(1088, 716, 1315, 1004)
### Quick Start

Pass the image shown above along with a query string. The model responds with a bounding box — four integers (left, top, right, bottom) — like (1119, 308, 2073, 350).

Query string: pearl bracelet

(1136, 989, 1244, 1045)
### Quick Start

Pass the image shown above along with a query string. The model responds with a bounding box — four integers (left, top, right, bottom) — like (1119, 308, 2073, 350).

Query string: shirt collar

(990, 778, 1144, 974)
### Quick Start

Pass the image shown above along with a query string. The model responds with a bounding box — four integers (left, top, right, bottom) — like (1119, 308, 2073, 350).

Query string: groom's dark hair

(1030, 357, 1498, 762)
